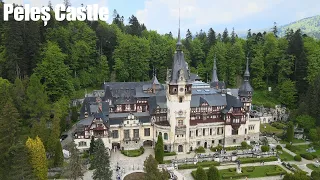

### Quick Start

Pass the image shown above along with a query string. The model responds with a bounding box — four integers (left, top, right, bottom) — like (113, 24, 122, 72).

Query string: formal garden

(191, 165, 287, 179)
(121, 146, 145, 157)
(307, 163, 320, 171)
(123, 172, 145, 180)
(285, 144, 320, 160)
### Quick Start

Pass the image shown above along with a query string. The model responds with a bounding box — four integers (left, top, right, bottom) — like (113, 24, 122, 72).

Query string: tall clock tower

(166, 28, 193, 153)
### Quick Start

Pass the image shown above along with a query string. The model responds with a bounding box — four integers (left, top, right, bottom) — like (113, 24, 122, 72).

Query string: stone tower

(166, 28, 193, 153)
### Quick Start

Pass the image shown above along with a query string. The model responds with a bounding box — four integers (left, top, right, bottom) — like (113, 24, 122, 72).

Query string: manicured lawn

(260, 124, 284, 137)
(237, 156, 278, 164)
(278, 150, 295, 161)
(289, 145, 320, 156)
(252, 90, 279, 108)
(192, 165, 286, 179)
(307, 163, 320, 171)
(124, 172, 145, 180)
(164, 151, 177, 156)
(121, 148, 144, 157)
(280, 138, 306, 144)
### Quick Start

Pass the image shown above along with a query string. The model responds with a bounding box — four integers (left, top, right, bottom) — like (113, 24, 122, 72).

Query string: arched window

(164, 133, 168, 140)
(159, 132, 162, 137)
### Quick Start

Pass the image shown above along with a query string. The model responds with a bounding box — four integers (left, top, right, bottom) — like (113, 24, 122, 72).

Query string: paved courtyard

(83, 147, 154, 180)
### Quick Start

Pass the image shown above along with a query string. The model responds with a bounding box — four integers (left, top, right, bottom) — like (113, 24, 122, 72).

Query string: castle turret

(210, 55, 225, 89)
(239, 57, 253, 111)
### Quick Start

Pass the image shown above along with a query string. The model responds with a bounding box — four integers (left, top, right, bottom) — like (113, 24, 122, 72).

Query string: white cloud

(136, 0, 282, 35)
(4, 0, 108, 9)
(4, 0, 24, 5)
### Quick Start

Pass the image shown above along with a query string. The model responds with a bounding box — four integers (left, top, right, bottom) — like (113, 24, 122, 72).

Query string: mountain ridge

(237, 15, 320, 39)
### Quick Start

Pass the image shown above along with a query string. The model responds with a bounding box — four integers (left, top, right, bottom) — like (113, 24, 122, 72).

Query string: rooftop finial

(244, 53, 250, 79)
(176, 0, 182, 50)
(152, 66, 155, 77)
(212, 54, 219, 82)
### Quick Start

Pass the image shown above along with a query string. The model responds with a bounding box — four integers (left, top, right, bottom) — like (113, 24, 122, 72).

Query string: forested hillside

(278, 15, 320, 39)
(0, 1, 320, 179)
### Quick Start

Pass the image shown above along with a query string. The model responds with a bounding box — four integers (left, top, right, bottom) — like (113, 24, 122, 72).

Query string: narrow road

(61, 123, 77, 148)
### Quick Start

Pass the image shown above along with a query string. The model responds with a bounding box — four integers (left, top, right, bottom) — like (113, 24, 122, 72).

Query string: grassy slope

(260, 124, 284, 136)
(252, 90, 280, 108)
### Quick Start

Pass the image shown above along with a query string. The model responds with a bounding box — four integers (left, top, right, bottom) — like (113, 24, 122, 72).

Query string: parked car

(60, 134, 68, 141)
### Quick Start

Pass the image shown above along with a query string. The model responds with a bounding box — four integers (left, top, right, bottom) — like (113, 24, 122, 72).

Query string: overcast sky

(4, 0, 320, 37)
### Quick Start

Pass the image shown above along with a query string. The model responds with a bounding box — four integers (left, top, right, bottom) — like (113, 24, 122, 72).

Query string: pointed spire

(244, 56, 250, 80)
(176, 0, 182, 50)
(152, 66, 155, 77)
(211, 54, 219, 82)
(151, 67, 160, 85)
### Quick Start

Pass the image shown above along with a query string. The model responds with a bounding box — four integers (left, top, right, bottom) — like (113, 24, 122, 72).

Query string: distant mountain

(278, 15, 320, 39)
(237, 15, 320, 39)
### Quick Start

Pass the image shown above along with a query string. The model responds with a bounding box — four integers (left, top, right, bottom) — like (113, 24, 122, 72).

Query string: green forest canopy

(0, 2, 320, 178)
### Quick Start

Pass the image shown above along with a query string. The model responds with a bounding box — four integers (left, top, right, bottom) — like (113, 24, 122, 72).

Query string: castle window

(173, 88, 177, 92)
(78, 141, 87, 147)
(178, 120, 183, 126)
(249, 125, 255, 130)
(179, 97, 183, 103)
(232, 128, 238, 135)
(164, 133, 168, 140)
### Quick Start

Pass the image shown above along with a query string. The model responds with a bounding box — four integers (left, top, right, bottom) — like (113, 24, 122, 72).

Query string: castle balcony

(92, 126, 106, 131)
(175, 125, 186, 134)
(231, 111, 243, 116)
(174, 138, 187, 144)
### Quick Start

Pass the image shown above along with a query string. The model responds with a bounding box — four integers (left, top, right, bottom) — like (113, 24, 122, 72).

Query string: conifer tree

(222, 28, 229, 43)
(26, 136, 48, 180)
(155, 134, 164, 164)
(24, 74, 49, 120)
(0, 97, 20, 167)
(230, 27, 236, 44)
(287, 122, 294, 143)
(207, 28, 216, 48)
(54, 140, 64, 167)
(89, 136, 96, 155)
(92, 138, 112, 180)
(144, 155, 169, 180)
(7, 142, 36, 180)
(67, 143, 84, 180)
(196, 166, 207, 180)
(207, 165, 220, 180)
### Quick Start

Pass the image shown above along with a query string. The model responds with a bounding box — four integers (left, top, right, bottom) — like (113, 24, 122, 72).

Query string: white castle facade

(74, 29, 260, 153)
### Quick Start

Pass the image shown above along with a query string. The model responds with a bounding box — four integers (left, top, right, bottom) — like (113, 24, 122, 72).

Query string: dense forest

(0, 1, 320, 179)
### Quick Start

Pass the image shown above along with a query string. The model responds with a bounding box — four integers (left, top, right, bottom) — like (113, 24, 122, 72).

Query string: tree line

(0, 1, 320, 179)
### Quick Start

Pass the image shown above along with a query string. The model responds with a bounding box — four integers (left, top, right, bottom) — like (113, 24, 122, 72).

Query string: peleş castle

(74, 28, 260, 154)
